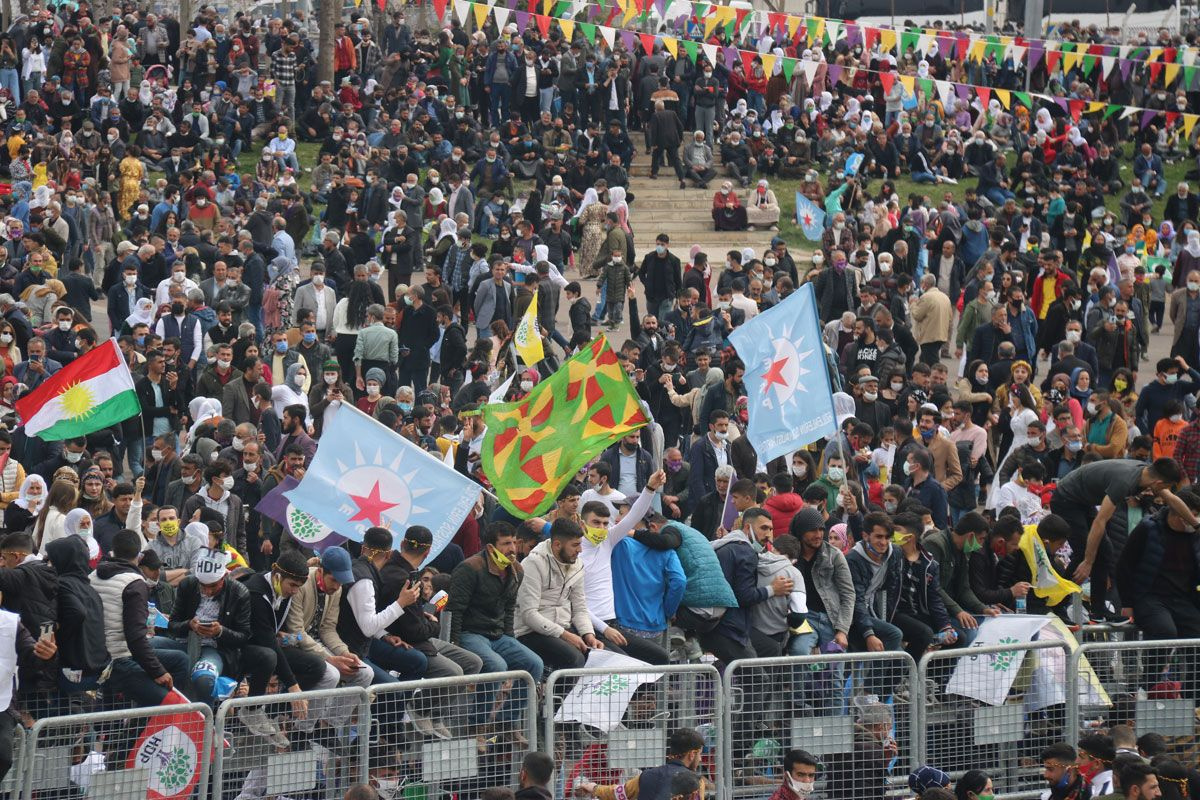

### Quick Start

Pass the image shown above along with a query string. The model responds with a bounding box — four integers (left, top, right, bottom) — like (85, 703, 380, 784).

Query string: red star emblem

(762, 356, 789, 391)
(800, 212, 813, 226)
(347, 481, 399, 527)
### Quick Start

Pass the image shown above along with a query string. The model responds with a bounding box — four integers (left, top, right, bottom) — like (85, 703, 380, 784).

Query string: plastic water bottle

(147, 601, 159, 630)
(1016, 595, 1027, 614)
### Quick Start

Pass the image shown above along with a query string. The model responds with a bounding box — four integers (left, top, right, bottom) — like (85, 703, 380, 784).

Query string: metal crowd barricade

(917, 640, 1071, 800)
(0, 725, 22, 800)
(1067, 637, 1200, 752)
(368, 670, 537, 798)
(723, 652, 917, 799)
(214, 686, 369, 800)
(21, 700, 213, 800)
(544, 663, 722, 800)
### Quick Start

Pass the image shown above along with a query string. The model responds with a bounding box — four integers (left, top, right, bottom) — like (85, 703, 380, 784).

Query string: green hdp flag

(481, 336, 648, 518)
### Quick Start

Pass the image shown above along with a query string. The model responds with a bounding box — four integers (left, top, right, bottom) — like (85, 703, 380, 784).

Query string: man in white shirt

(154, 262, 200, 308)
(579, 461, 626, 518)
(992, 462, 1046, 525)
(730, 278, 758, 320)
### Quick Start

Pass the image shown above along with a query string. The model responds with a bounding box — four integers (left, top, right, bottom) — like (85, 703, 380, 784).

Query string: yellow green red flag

(482, 336, 648, 517)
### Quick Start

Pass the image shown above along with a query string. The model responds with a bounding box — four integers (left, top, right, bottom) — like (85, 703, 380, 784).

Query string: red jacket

(763, 491, 804, 535)
(1030, 268, 1074, 320)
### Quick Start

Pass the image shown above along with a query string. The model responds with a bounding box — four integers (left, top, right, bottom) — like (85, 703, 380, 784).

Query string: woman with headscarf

(1109, 366, 1138, 421)
(122, 296, 156, 335)
(2, 474, 42, 532)
(745, 179, 780, 230)
(607, 186, 630, 233)
(62, 507, 100, 566)
(22, 279, 65, 327)
(987, 384, 1039, 509)
(712, 181, 748, 232)
(264, 255, 298, 337)
(955, 359, 994, 427)
(78, 467, 111, 521)
(424, 187, 447, 223)
(1174, 228, 1200, 289)
(575, 188, 609, 280)
(271, 361, 311, 421)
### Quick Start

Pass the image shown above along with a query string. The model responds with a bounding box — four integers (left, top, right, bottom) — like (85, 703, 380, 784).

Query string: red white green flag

(16, 339, 139, 441)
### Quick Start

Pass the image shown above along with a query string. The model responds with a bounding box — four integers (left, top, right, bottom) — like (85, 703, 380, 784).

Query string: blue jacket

(484, 50, 518, 87)
(612, 537, 686, 633)
(711, 531, 770, 645)
(1007, 306, 1038, 361)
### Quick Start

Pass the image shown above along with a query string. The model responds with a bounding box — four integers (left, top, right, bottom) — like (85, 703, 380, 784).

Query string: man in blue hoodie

(611, 511, 687, 666)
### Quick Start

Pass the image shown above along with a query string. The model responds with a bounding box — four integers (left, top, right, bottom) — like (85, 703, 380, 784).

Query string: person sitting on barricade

(378, 524, 482, 740)
(91, 529, 191, 708)
(279, 546, 373, 745)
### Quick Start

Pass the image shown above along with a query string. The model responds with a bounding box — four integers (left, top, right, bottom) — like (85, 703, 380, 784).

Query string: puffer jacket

(0, 549, 57, 634)
(515, 539, 592, 639)
(763, 492, 804, 535)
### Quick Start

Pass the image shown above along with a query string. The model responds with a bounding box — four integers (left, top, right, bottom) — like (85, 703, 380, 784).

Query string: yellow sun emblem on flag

(58, 382, 95, 420)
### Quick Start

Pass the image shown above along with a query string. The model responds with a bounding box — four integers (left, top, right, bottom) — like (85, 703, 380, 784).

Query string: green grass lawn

(243, 141, 1190, 254)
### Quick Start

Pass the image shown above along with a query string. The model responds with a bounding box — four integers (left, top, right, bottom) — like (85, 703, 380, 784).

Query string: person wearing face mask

(152, 292, 202, 375)
(769, 749, 820, 800)
(576, 729, 709, 800)
(1135, 356, 1200, 435)
(922, 511, 998, 647)
(181, 461, 246, 556)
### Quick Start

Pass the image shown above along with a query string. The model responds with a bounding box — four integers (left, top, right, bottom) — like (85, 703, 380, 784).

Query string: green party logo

(589, 675, 632, 697)
(987, 637, 1021, 672)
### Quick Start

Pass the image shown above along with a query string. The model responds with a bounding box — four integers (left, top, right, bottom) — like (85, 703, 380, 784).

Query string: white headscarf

(436, 218, 458, 243)
(125, 297, 155, 329)
(608, 186, 628, 219)
(1186, 229, 1200, 258)
(15, 475, 46, 512)
(64, 508, 99, 561)
(819, 91, 833, 111)
(573, 188, 600, 220)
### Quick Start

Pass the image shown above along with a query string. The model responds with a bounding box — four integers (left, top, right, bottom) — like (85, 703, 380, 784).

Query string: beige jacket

(283, 566, 348, 659)
(911, 286, 953, 346)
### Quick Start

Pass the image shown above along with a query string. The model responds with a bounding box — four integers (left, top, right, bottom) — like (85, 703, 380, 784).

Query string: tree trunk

(317, 0, 338, 85)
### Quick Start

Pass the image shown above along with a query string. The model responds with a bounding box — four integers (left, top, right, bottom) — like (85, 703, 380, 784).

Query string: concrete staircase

(625, 163, 783, 262)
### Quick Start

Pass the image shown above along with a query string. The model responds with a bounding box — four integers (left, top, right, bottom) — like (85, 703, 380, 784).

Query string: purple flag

(256, 475, 344, 550)
(515, 10, 530, 30)
(721, 474, 739, 531)
(844, 24, 860, 47)
(1119, 59, 1134, 82)
(1141, 109, 1158, 129)
(955, 82, 971, 101)
(1028, 40, 1044, 71)
(723, 45, 738, 66)
(827, 63, 843, 84)
(1106, 250, 1121, 287)
(620, 29, 636, 51)
(936, 33, 954, 58)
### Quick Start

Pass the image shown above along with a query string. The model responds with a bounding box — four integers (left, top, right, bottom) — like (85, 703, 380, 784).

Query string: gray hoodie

(850, 540, 891, 618)
(753, 550, 808, 636)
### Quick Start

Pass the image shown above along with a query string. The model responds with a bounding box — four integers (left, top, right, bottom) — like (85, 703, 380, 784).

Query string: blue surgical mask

(1067, 440, 1083, 453)
(302, 332, 316, 344)
(399, 402, 413, 413)
(275, 341, 288, 354)
(135, 335, 145, 346)
(655, 245, 666, 256)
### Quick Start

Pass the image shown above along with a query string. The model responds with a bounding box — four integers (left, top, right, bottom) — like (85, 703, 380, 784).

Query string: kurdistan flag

(482, 336, 647, 517)
(16, 339, 140, 440)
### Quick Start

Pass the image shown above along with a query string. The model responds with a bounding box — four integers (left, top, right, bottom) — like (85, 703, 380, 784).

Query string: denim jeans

(489, 84, 511, 126)
(105, 651, 192, 707)
(127, 435, 148, 478)
(0, 69, 18, 100)
(155, 638, 223, 702)
(366, 637, 428, 683)
(457, 632, 543, 725)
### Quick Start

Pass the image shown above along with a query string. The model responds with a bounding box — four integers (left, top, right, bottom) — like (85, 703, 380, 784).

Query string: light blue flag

(728, 282, 838, 464)
(284, 404, 479, 565)
(844, 152, 864, 177)
(794, 193, 826, 242)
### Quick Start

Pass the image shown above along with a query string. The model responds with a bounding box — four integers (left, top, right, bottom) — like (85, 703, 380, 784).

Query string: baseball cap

(319, 547, 354, 585)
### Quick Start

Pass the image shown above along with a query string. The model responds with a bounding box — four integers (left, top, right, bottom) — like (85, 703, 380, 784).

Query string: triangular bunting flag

(1104, 104, 1122, 120)
(936, 79, 954, 109)
(1029, 40, 1044, 71)
(879, 28, 897, 54)
(761, 53, 776, 76)
(598, 24, 615, 48)
(1166, 62, 1181, 87)
(1184, 114, 1199, 140)
(879, 70, 896, 94)
(680, 37, 697, 62)
(639, 32, 655, 54)
(431, 0, 448, 20)
(535, 14, 551, 36)
(994, 88, 1010, 108)
(558, 17, 574, 41)
(1068, 99, 1084, 122)
(781, 57, 797, 82)
(1013, 91, 1032, 108)
(786, 14, 802, 39)
(473, 1, 490, 27)
(454, 0, 470, 23)
(898, 74, 915, 95)
(514, 10, 530, 30)
(619, 29, 636, 51)
(1045, 47, 1061, 73)
(1100, 55, 1115, 77)
(975, 85, 990, 107)
(661, 36, 677, 58)
(826, 62, 842, 84)
(1141, 109, 1158, 129)
(493, 5, 511, 29)
(801, 58, 818, 83)
(703, 11, 720, 38)
(701, 42, 717, 65)
(827, 20, 842, 43)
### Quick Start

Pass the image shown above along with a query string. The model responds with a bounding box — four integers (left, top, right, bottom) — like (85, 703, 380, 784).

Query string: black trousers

(651, 145, 684, 180)
(919, 341, 945, 366)
(284, 646, 329, 690)
(1050, 497, 1112, 616)
(1133, 594, 1200, 696)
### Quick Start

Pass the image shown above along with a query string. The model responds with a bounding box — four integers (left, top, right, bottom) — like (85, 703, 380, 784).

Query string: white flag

(554, 650, 663, 732)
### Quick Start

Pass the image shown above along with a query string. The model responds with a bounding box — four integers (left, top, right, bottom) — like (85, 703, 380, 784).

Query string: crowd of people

(2, 0, 1200, 797)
